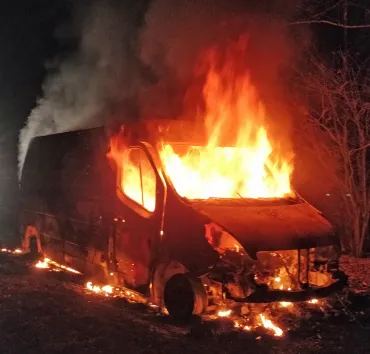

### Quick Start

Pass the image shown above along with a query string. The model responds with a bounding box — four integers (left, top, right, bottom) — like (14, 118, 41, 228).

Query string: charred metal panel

(19, 127, 115, 276)
(160, 190, 219, 273)
(190, 201, 337, 256)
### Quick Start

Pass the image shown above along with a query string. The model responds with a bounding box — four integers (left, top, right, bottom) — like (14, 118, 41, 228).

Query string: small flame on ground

(57, 264, 81, 274)
(279, 301, 292, 307)
(259, 314, 284, 337)
(308, 298, 319, 304)
(234, 321, 252, 332)
(86, 282, 113, 295)
(218, 309, 232, 317)
(1, 248, 23, 254)
(36, 258, 50, 269)
(35, 257, 81, 274)
(234, 312, 284, 337)
(84, 281, 147, 304)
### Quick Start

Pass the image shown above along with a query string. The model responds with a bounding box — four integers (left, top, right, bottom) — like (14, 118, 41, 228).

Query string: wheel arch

(150, 259, 207, 317)
(150, 259, 188, 307)
(22, 225, 42, 254)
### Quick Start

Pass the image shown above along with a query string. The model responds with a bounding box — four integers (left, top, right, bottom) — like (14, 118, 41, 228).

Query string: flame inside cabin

(159, 37, 293, 200)
(109, 37, 293, 204)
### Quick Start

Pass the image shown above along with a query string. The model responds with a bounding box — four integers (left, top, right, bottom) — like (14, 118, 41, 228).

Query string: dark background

(0, 0, 71, 242)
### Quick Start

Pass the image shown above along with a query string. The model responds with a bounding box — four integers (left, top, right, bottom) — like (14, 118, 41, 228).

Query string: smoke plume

(18, 0, 307, 178)
(18, 0, 149, 178)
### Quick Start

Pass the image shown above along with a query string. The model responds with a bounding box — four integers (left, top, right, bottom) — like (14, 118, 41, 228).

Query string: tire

(163, 273, 206, 323)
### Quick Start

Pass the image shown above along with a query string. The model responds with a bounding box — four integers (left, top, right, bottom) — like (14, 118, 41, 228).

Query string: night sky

(0, 0, 70, 164)
(0, 0, 367, 240)
(0, 0, 71, 238)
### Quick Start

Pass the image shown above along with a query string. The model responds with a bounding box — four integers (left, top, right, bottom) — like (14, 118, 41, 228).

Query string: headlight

(204, 222, 246, 256)
(204, 222, 258, 271)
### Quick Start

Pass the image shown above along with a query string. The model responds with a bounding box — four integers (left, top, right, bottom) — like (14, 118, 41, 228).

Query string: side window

(122, 148, 156, 212)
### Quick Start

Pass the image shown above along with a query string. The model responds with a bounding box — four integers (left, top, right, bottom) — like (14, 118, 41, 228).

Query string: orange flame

(107, 136, 156, 212)
(218, 309, 232, 317)
(159, 38, 293, 200)
(234, 321, 252, 332)
(35, 257, 81, 274)
(308, 298, 319, 304)
(35, 258, 50, 269)
(259, 314, 284, 337)
(1, 248, 23, 254)
(86, 281, 113, 296)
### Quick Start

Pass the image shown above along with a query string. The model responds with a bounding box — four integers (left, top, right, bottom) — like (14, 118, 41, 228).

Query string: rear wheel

(164, 274, 206, 323)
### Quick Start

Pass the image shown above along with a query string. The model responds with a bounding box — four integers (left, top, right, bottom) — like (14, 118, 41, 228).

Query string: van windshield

(157, 143, 296, 202)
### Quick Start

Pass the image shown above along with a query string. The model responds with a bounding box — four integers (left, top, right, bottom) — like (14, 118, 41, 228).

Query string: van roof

(34, 125, 106, 139)
(30, 119, 206, 146)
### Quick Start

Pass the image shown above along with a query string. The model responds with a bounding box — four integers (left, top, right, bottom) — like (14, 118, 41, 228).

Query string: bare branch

(296, 50, 370, 256)
(350, 143, 370, 154)
(288, 20, 370, 29)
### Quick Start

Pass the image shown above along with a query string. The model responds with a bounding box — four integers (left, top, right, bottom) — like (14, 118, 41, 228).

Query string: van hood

(191, 201, 337, 255)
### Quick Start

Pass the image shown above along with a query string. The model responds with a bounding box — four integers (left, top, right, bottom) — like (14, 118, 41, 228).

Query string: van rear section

(19, 127, 115, 279)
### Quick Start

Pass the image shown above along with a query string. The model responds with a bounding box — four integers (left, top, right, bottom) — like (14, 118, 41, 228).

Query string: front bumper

(226, 270, 348, 303)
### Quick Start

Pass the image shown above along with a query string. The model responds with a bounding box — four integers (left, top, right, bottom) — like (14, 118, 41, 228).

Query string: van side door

(113, 145, 165, 290)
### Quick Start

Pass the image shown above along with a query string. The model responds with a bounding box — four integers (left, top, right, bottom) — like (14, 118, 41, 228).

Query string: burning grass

(31, 254, 327, 340)
(1, 248, 23, 254)
(35, 257, 82, 274)
(210, 297, 323, 338)
(0, 251, 370, 353)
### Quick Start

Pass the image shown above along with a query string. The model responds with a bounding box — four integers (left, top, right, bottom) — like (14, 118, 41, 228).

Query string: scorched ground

(0, 252, 370, 354)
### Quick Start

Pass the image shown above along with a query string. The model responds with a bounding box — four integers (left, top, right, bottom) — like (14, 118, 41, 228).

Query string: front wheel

(163, 273, 206, 323)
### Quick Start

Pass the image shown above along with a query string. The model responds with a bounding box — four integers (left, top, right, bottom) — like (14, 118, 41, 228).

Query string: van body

(19, 120, 347, 319)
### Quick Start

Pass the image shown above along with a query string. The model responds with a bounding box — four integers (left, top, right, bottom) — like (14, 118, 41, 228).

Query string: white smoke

(18, 0, 145, 179)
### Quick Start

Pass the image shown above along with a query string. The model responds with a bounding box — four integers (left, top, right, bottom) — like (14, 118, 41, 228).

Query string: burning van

(19, 119, 347, 321)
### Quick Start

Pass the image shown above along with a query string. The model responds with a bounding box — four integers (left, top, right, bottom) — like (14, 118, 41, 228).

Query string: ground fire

(35, 257, 82, 274)
(1, 248, 23, 254)
(0, 235, 326, 340)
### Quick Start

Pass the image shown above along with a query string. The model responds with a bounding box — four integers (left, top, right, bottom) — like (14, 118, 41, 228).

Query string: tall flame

(159, 37, 293, 200)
